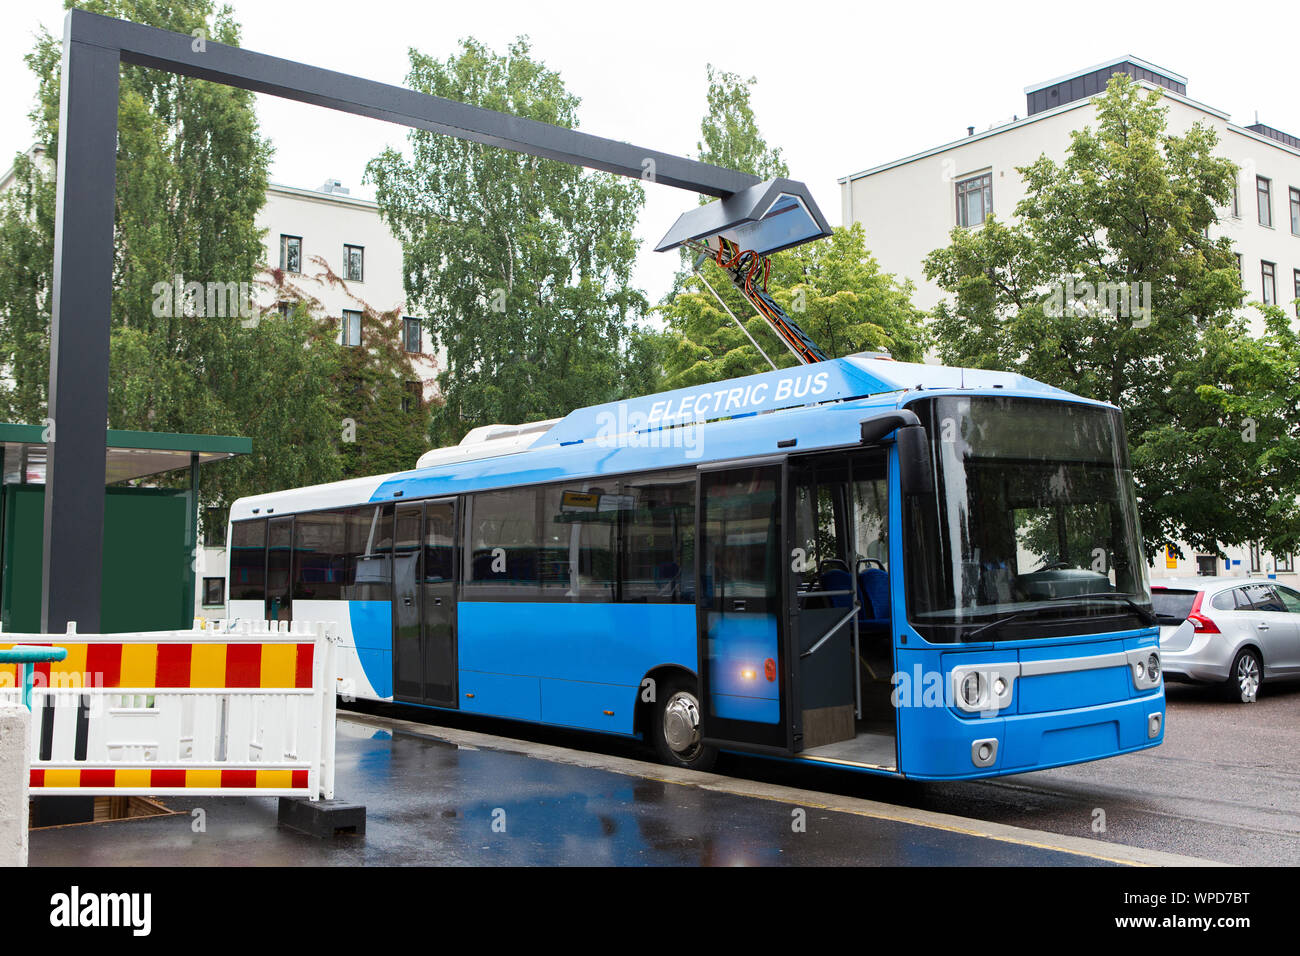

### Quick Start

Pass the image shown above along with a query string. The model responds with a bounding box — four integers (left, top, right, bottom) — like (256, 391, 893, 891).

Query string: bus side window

(540, 483, 616, 601)
(293, 510, 346, 601)
(345, 504, 393, 601)
(620, 470, 695, 605)
(464, 489, 541, 595)
(230, 518, 267, 601)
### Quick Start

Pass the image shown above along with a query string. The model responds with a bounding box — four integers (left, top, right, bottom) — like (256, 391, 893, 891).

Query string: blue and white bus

(226, 355, 1165, 779)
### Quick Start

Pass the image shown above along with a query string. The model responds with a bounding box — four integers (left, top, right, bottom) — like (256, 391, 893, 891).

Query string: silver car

(1153, 577, 1300, 703)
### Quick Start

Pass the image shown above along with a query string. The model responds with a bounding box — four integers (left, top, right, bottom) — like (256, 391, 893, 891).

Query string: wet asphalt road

(332, 679, 1300, 866)
(27, 680, 1295, 866)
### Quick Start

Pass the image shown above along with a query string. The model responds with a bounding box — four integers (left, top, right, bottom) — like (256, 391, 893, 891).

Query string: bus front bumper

(900, 688, 1166, 781)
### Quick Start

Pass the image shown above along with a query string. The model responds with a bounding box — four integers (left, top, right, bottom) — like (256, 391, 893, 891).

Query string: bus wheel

(652, 680, 717, 772)
(1225, 649, 1261, 704)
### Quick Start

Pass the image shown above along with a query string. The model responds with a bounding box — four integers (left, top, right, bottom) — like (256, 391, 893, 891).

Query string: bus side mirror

(896, 425, 934, 497)
(859, 410, 933, 496)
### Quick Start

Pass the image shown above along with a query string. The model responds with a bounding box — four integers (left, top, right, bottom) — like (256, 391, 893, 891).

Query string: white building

(840, 56, 1300, 330)
(838, 57, 1298, 586)
(0, 143, 48, 192)
(256, 178, 441, 390)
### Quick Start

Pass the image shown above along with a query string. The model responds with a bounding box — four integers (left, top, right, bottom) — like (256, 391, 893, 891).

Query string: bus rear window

(1150, 589, 1196, 624)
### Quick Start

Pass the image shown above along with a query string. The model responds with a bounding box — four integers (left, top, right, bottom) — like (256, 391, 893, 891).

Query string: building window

(276, 301, 292, 319)
(202, 507, 228, 548)
(955, 172, 993, 227)
(401, 380, 422, 413)
(1257, 176, 1272, 227)
(403, 317, 422, 353)
(1262, 261, 1276, 306)
(1278, 553, 1295, 574)
(1291, 187, 1300, 236)
(1231, 183, 1240, 218)
(280, 235, 302, 273)
(1250, 542, 1262, 573)
(1294, 269, 1300, 319)
(344, 244, 364, 282)
(342, 310, 362, 347)
(1195, 555, 1219, 576)
(202, 577, 226, 607)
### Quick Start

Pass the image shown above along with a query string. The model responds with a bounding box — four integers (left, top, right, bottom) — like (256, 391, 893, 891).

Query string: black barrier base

(277, 797, 366, 838)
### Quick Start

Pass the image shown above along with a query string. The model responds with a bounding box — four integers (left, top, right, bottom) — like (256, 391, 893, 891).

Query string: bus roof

(229, 356, 1103, 519)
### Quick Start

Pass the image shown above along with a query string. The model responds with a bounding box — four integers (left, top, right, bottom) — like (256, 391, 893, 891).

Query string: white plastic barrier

(0, 620, 338, 800)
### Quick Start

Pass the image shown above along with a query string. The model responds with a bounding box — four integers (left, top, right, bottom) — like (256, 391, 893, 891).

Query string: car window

(1210, 589, 1237, 610)
(1243, 584, 1285, 612)
(1151, 589, 1197, 622)
(1274, 586, 1300, 613)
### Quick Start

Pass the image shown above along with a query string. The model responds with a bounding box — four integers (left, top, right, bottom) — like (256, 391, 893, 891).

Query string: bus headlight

(1127, 649, 1161, 690)
(951, 665, 1017, 714)
(961, 672, 982, 707)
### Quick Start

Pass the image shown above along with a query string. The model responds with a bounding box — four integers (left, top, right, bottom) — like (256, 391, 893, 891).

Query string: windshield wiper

(1046, 592, 1157, 625)
(963, 610, 1034, 641)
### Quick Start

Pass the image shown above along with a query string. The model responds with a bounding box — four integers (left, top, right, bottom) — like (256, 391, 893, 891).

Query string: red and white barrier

(0, 620, 338, 800)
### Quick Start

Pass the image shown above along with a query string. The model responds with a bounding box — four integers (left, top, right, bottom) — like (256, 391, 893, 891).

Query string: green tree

(366, 37, 649, 446)
(0, 0, 345, 523)
(697, 65, 789, 183)
(1162, 303, 1300, 557)
(923, 74, 1290, 556)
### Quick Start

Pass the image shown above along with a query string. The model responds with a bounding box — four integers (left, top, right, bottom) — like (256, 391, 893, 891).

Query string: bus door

(695, 460, 794, 754)
(788, 451, 897, 767)
(392, 499, 458, 707)
(789, 459, 858, 750)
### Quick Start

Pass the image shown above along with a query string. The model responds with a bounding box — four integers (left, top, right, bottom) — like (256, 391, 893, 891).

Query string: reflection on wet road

(32, 717, 1129, 866)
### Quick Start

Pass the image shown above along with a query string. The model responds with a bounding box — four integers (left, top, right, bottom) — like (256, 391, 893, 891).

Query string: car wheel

(1225, 648, 1262, 703)
(652, 679, 718, 772)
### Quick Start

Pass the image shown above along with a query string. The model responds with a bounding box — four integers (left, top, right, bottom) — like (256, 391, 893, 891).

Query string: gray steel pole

(41, 30, 120, 634)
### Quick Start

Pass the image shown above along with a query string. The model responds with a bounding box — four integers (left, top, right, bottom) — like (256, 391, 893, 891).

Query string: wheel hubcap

(663, 691, 702, 755)
(1238, 656, 1260, 701)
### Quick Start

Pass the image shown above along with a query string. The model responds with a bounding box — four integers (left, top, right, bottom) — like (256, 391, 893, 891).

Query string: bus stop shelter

(0, 424, 250, 632)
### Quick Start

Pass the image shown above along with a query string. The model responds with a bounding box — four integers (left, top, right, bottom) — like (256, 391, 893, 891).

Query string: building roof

(0, 424, 251, 485)
(836, 72, 1298, 185)
(1023, 55, 1187, 95)
(266, 181, 380, 211)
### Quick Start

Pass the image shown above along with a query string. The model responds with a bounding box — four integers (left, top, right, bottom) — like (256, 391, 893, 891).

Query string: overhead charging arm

(657, 178, 835, 365)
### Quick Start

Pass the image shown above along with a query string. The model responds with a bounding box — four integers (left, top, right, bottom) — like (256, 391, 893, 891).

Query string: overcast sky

(1, 0, 1295, 304)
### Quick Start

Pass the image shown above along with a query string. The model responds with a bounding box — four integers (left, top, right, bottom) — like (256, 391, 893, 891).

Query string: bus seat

(858, 568, 891, 632)
(818, 568, 854, 608)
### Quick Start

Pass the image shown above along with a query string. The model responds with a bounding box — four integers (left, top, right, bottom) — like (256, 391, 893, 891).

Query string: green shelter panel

(1, 485, 193, 633)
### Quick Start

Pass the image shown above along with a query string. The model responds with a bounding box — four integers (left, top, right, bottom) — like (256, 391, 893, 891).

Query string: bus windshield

(904, 395, 1151, 642)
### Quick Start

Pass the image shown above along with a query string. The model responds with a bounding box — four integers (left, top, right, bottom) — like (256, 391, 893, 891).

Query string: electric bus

(225, 354, 1165, 779)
